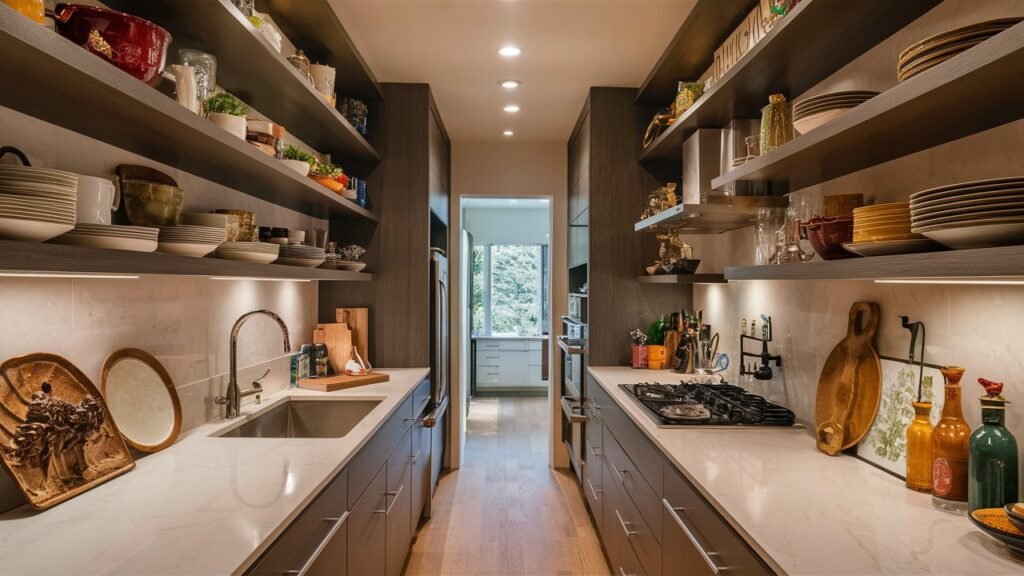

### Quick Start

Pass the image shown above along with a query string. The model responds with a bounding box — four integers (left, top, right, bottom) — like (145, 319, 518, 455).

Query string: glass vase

(968, 381, 1019, 513)
(932, 366, 971, 514)
(905, 402, 933, 492)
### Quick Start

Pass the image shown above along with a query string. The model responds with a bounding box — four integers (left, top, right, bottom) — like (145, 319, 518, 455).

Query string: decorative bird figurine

(978, 378, 1004, 397)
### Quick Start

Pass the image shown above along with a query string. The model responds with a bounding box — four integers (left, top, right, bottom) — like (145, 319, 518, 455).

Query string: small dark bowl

(258, 226, 274, 242)
(271, 227, 289, 238)
(651, 258, 701, 275)
(801, 216, 859, 260)
(1006, 503, 1024, 533)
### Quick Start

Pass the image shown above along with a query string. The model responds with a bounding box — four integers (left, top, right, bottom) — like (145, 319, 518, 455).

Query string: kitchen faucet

(215, 309, 291, 418)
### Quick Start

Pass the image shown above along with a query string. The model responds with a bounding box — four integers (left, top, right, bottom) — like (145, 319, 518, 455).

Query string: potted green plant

(204, 90, 249, 140)
(630, 328, 648, 369)
(281, 144, 315, 177)
(645, 316, 668, 370)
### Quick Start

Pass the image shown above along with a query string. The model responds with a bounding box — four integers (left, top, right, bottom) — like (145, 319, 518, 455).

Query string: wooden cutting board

(815, 302, 882, 456)
(315, 323, 353, 374)
(298, 372, 390, 392)
(336, 308, 369, 363)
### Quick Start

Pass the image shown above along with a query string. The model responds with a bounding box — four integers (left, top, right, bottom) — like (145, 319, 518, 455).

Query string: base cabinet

(349, 466, 388, 576)
(386, 430, 414, 576)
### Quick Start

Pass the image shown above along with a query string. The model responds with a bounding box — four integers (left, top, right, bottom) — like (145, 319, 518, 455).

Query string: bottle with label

(968, 378, 1019, 513)
(932, 366, 971, 514)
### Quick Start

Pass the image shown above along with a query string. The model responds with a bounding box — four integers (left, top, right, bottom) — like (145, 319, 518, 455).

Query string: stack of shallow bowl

(51, 223, 159, 252)
(215, 241, 279, 264)
(157, 225, 227, 257)
(0, 164, 77, 241)
(910, 177, 1024, 249)
(898, 18, 1022, 82)
(276, 244, 325, 267)
(843, 202, 944, 256)
(792, 91, 878, 135)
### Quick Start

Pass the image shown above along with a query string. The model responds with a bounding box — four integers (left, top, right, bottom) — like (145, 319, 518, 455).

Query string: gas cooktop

(620, 382, 797, 428)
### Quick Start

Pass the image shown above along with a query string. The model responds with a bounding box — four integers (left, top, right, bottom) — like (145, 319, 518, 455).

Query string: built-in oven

(568, 292, 588, 324)
(559, 313, 588, 483)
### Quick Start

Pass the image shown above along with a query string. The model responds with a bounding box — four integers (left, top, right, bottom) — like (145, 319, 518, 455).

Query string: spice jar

(760, 93, 794, 154)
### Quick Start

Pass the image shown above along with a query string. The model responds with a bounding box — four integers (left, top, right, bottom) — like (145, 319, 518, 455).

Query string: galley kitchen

(0, 0, 1022, 575)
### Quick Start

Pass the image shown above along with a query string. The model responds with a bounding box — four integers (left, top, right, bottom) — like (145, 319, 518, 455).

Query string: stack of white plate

(792, 91, 879, 135)
(910, 177, 1024, 249)
(898, 18, 1021, 83)
(50, 223, 159, 252)
(288, 230, 306, 245)
(215, 241, 279, 264)
(0, 165, 78, 241)
(157, 225, 227, 257)
(277, 244, 325, 267)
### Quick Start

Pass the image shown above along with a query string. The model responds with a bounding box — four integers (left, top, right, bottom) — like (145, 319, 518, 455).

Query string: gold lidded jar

(760, 93, 794, 154)
(673, 81, 706, 119)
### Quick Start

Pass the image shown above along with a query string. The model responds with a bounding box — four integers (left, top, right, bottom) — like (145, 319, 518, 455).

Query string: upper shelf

(638, 0, 941, 163)
(637, 274, 727, 284)
(634, 198, 787, 234)
(634, 0, 755, 106)
(258, 0, 382, 103)
(725, 245, 1024, 281)
(0, 241, 372, 281)
(712, 22, 1024, 193)
(0, 7, 375, 221)
(104, 0, 379, 173)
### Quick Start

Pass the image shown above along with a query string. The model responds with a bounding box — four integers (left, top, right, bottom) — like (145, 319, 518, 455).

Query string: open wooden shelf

(0, 6, 375, 222)
(637, 274, 726, 284)
(712, 22, 1024, 193)
(258, 0, 383, 103)
(104, 0, 379, 174)
(634, 198, 787, 234)
(0, 240, 372, 281)
(634, 0, 754, 106)
(725, 245, 1024, 281)
(639, 0, 940, 164)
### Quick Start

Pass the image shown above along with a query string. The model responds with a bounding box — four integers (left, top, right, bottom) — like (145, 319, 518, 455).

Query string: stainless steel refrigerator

(424, 248, 449, 515)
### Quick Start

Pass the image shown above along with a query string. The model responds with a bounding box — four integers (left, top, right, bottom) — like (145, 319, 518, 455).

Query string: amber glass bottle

(905, 402, 933, 492)
(932, 366, 971, 514)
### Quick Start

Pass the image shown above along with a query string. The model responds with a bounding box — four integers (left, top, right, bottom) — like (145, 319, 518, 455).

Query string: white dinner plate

(841, 238, 947, 257)
(50, 233, 157, 252)
(0, 216, 74, 241)
(794, 109, 852, 135)
(157, 242, 219, 258)
(921, 221, 1024, 249)
(910, 177, 1024, 200)
(215, 250, 278, 264)
(275, 257, 326, 268)
(912, 208, 1024, 227)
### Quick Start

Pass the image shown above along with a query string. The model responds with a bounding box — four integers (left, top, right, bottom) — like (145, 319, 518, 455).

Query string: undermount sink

(216, 399, 381, 438)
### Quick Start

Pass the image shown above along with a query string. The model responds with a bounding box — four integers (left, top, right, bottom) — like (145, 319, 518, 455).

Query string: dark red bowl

(801, 216, 859, 260)
(50, 4, 171, 87)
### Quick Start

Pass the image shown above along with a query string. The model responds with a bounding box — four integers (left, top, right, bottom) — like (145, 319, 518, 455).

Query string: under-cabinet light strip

(875, 278, 1024, 285)
(0, 273, 139, 279)
(209, 277, 312, 282)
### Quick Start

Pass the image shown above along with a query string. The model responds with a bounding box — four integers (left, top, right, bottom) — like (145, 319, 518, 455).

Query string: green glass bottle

(968, 378, 1019, 513)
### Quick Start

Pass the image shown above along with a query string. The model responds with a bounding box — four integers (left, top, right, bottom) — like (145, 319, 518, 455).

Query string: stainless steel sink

(216, 399, 381, 438)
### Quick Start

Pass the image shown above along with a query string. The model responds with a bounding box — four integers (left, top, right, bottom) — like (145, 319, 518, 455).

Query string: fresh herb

(645, 316, 667, 346)
(312, 160, 343, 178)
(282, 144, 316, 165)
(204, 91, 249, 117)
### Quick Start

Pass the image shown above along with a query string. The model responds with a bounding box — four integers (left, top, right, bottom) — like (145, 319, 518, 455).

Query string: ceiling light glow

(503, 105, 520, 113)
(498, 80, 521, 89)
(498, 46, 521, 57)
(503, 130, 514, 136)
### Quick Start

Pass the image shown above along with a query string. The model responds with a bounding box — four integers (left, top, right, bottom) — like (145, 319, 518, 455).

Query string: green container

(968, 380, 1019, 513)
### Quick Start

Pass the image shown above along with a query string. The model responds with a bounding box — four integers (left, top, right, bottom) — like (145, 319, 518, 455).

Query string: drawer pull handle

(587, 478, 603, 500)
(614, 467, 629, 483)
(378, 484, 405, 516)
(282, 511, 350, 576)
(618, 567, 635, 576)
(663, 498, 723, 575)
(615, 509, 639, 537)
(412, 450, 422, 464)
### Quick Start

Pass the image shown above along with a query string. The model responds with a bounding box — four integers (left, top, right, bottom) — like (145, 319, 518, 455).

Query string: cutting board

(298, 372, 390, 392)
(815, 302, 882, 456)
(336, 308, 369, 363)
(315, 323, 353, 374)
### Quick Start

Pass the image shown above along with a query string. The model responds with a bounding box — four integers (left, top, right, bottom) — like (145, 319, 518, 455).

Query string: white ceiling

(330, 0, 697, 142)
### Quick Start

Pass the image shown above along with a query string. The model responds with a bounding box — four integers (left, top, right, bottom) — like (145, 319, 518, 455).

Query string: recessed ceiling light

(504, 105, 520, 113)
(498, 46, 521, 57)
(498, 80, 521, 89)
(503, 130, 514, 136)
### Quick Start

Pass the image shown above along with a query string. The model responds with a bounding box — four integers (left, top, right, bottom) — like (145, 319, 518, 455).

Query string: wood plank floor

(405, 397, 610, 576)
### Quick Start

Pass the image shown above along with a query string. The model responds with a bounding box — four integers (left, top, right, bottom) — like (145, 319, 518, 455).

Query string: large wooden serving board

(297, 372, 390, 392)
(0, 353, 135, 509)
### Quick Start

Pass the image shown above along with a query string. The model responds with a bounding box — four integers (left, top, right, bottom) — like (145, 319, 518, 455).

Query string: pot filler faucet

(216, 309, 291, 418)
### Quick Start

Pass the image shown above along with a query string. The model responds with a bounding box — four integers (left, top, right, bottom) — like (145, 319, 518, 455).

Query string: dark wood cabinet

(385, 429, 414, 576)
(428, 106, 451, 225)
(411, 413, 432, 525)
(348, 464, 388, 576)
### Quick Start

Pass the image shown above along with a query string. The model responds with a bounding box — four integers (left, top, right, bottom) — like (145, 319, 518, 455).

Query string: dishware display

(74, 174, 119, 224)
(156, 225, 226, 257)
(215, 241, 278, 264)
(969, 507, 1024, 554)
(276, 244, 326, 267)
(852, 202, 922, 243)
(759, 93, 793, 154)
(0, 353, 134, 510)
(800, 216, 858, 260)
(50, 223, 159, 252)
(178, 49, 217, 104)
(100, 348, 182, 453)
(841, 238, 946, 257)
(792, 91, 878, 135)
(898, 19, 1021, 83)
(48, 4, 172, 87)
(908, 178, 1024, 248)
(214, 209, 255, 241)
(120, 179, 183, 227)
(0, 147, 77, 241)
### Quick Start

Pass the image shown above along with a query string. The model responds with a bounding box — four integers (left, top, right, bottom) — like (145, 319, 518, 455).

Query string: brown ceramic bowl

(802, 216, 859, 260)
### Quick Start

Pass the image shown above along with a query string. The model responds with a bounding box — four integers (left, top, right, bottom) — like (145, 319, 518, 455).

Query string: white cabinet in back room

(474, 338, 549, 391)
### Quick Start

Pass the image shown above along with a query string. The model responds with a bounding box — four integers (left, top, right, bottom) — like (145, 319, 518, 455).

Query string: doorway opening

(460, 196, 552, 462)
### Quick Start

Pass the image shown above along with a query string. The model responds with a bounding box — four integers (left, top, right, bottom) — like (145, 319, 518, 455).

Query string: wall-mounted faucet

(740, 319, 782, 381)
(215, 309, 291, 418)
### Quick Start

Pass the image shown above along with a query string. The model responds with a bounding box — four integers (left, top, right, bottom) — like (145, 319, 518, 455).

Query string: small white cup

(76, 175, 119, 224)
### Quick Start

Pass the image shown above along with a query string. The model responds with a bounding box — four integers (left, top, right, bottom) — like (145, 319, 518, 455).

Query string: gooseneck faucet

(216, 309, 291, 418)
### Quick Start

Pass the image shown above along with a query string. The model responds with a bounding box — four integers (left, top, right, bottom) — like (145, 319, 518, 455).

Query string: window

(472, 244, 549, 337)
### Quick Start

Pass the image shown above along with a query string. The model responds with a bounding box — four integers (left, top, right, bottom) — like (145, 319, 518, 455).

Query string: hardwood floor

(405, 397, 609, 576)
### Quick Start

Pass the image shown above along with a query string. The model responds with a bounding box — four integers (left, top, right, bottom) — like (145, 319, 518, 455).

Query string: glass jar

(905, 402, 934, 492)
(968, 380, 1018, 512)
(760, 93, 794, 154)
(932, 366, 971, 514)
(179, 50, 218, 105)
(673, 81, 706, 120)
(754, 207, 783, 265)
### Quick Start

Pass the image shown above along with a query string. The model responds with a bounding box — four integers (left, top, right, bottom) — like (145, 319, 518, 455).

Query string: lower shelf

(637, 274, 727, 284)
(724, 245, 1024, 281)
(0, 240, 372, 281)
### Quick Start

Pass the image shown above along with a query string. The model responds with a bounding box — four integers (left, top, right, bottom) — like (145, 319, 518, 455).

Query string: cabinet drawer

(412, 377, 431, 417)
(603, 458, 647, 576)
(526, 364, 547, 386)
(411, 416, 431, 524)
(603, 429, 662, 546)
(475, 370, 500, 385)
(348, 465, 387, 576)
(662, 465, 772, 576)
(583, 438, 603, 520)
(386, 429, 414, 576)
(247, 470, 349, 576)
(588, 375, 662, 494)
(349, 390, 415, 504)
(528, 339, 543, 351)
(475, 339, 528, 351)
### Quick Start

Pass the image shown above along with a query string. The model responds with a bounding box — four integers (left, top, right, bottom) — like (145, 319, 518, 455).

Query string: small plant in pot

(645, 317, 668, 370)
(630, 328, 648, 369)
(311, 161, 349, 194)
(205, 91, 249, 140)
(281, 144, 315, 177)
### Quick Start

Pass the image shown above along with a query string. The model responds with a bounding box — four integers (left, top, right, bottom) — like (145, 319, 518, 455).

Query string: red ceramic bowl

(50, 4, 172, 87)
(801, 216, 859, 260)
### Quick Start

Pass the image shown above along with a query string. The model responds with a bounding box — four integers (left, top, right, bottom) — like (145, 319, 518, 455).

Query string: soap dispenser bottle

(968, 378, 1019, 513)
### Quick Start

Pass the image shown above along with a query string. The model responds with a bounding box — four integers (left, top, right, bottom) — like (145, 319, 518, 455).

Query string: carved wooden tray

(0, 353, 135, 510)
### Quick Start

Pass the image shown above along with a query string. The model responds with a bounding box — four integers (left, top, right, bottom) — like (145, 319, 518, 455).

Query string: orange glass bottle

(932, 366, 971, 514)
(905, 401, 933, 492)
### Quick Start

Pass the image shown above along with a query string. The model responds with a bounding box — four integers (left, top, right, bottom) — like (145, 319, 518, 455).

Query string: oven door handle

(557, 335, 588, 355)
(560, 396, 587, 424)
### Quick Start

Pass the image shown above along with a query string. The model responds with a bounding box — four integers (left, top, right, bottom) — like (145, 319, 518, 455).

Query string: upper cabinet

(428, 104, 452, 225)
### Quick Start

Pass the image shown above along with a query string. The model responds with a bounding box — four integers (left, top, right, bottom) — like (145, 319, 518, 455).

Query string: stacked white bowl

(157, 225, 227, 257)
(277, 244, 325, 267)
(215, 241, 280, 264)
(0, 165, 77, 241)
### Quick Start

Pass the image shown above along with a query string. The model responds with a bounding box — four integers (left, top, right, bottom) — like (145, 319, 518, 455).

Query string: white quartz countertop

(0, 368, 429, 576)
(588, 366, 1024, 575)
